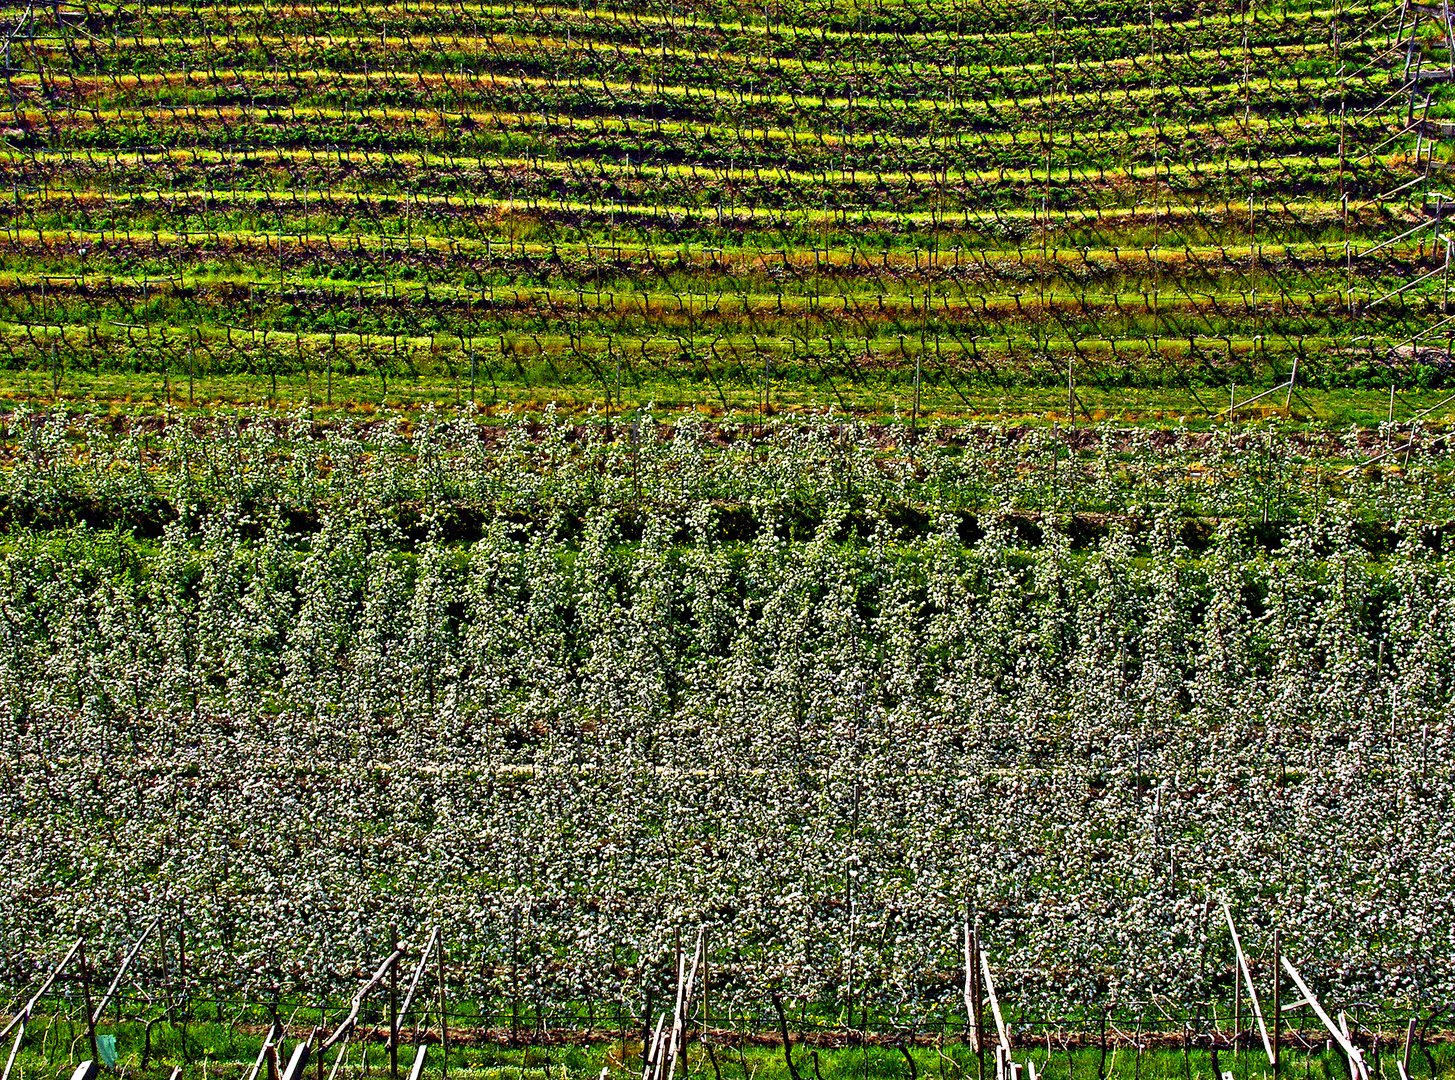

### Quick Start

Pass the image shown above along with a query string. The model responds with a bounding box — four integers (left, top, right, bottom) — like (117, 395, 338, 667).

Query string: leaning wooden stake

(246, 1024, 282, 1080)
(1280, 957, 1369, 1080)
(1, 1020, 25, 1080)
(92, 917, 162, 1028)
(641, 1013, 666, 1080)
(280, 1039, 313, 1080)
(978, 947, 1012, 1058)
(0, 938, 84, 1044)
(3, 935, 88, 1080)
(1223, 905, 1274, 1064)
(321, 945, 406, 1050)
(1339, 1013, 1359, 1080)
(398, 929, 440, 1034)
(666, 930, 706, 1080)
(325, 1040, 350, 1080)
(1397, 1018, 1416, 1080)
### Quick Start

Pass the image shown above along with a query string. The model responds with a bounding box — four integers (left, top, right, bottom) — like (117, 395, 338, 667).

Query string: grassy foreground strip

(4, 1021, 1455, 1080)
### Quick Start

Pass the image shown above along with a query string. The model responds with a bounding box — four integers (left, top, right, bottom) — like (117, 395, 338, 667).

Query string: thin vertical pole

(912, 351, 921, 441)
(845, 857, 854, 1033)
(78, 941, 99, 1063)
(511, 913, 520, 1048)
(1443, 239, 1451, 315)
(389, 926, 399, 1080)
(1233, 955, 1242, 1050)
(673, 931, 683, 1078)
(437, 937, 448, 1080)
(963, 918, 975, 1052)
(158, 922, 175, 1027)
(1272, 931, 1281, 1079)
(972, 928, 985, 1080)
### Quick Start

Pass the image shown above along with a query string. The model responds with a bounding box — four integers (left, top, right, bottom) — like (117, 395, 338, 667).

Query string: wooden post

(438, 937, 449, 1080)
(1272, 931, 1281, 1078)
(981, 950, 1010, 1056)
(158, 922, 176, 1028)
(4, 1022, 29, 1080)
(672, 933, 684, 1078)
(763, 348, 771, 416)
(389, 926, 399, 1080)
(77, 941, 99, 1063)
(1280, 957, 1369, 1080)
(1233, 955, 1242, 1050)
(1444, 238, 1451, 316)
(177, 919, 191, 1029)
(1068, 356, 1075, 426)
(511, 913, 520, 1048)
(1339, 1013, 1359, 1080)
(845, 859, 854, 1032)
(972, 928, 985, 1080)
(963, 919, 977, 1051)
(911, 350, 921, 441)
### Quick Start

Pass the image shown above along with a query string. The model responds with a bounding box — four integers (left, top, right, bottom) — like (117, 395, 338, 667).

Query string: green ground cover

(0, 0, 1446, 416)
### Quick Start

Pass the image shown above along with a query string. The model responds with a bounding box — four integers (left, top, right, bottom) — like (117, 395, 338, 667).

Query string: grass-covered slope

(0, 0, 1445, 416)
